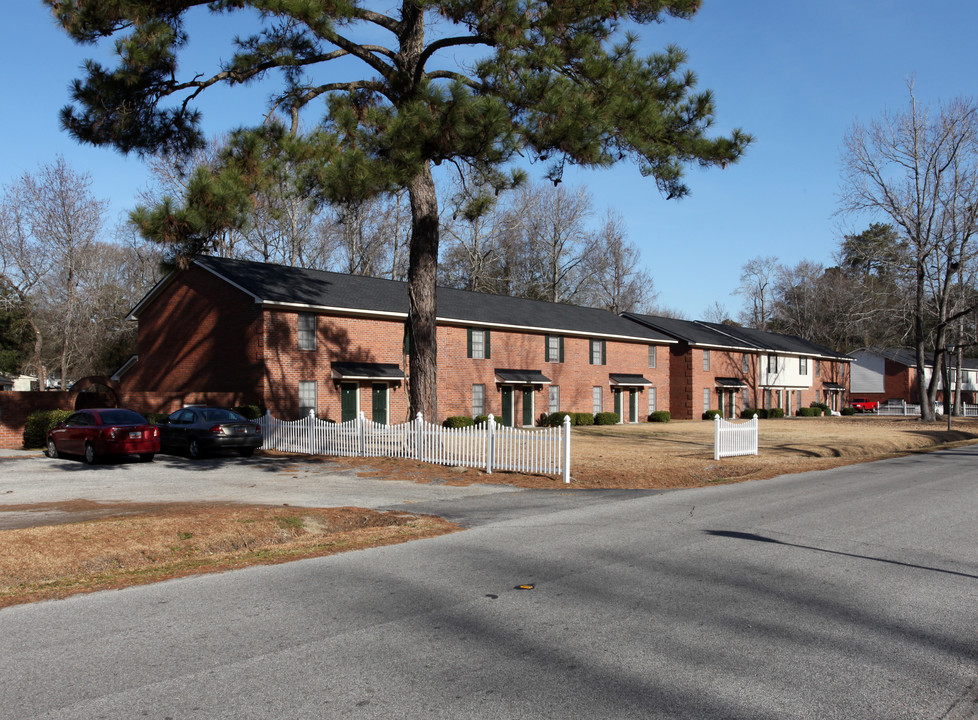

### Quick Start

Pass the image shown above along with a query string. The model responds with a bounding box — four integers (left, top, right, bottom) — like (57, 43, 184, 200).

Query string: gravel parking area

(0, 450, 521, 529)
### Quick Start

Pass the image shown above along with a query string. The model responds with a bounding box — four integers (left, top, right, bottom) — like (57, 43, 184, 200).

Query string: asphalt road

(2, 447, 978, 718)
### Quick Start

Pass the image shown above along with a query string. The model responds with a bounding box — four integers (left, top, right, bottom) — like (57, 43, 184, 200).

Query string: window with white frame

(590, 339, 606, 365)
(468, 328, 489, 359)
(703, 349, 711, 372)
(548, 385, 560, 414)
(742, 353, 750, 373)
(298, 313, 316, 351)
(592, 386, 602, 414)
(815, 359, 821, 376)
(472, 384, 486, 416)
(742, 388, 750, 410)
(649, 345, 657, 368)
(648, 387, 657, 413)
(298, 380, 317, 417)
(767, 355, 778, 374)
(799, 357, 808, 375)
(703, 388, 711, 412)
(546, 335, 563, 363)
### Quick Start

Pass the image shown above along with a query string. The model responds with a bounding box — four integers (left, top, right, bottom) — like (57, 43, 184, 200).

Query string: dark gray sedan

(158, 407, 263, 459)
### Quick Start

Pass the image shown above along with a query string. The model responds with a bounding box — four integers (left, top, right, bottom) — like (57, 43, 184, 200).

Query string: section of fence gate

(877, 401, 921, 417)
(714, 414, 758, 460)
(259, 410, 571, 483)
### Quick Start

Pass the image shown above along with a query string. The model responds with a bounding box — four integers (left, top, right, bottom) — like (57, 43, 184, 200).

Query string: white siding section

(850, 350, 886, 394)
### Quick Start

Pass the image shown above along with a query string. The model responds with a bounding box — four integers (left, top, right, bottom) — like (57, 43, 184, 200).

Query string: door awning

(823, 382, 846, 390)
(609, 374, 653, 387)
(714, 377, 747, 388)
(495, 369, 551, 385)
(331, 362, 405, 382)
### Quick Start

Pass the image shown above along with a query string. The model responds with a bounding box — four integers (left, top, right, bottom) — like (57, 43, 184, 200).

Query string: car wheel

(139, 453, 155, 462)
(188, 437, 201, 459)
(83, 442, 98, 465)
(238, 447, 255, 458)
(46, 437, 58, 459)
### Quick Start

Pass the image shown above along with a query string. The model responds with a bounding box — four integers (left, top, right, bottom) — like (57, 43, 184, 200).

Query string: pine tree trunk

(407, 163, 439, 420)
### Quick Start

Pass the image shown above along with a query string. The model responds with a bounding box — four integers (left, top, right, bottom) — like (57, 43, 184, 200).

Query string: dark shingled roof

(495, 369, 551, 384)
(623, 313, 850, 360)
(609, 374, 653, 386)
(189, 256, 674, 342)
(330, 362, 405, 380)
(714, 377, 747, 388)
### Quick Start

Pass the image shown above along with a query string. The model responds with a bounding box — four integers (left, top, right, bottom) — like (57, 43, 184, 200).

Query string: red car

(47, 408, 160, 464)
(849, 398, 879, 413)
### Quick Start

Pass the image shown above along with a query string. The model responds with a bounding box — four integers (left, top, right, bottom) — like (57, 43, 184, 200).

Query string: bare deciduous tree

(841, 83, 978, 420)
(735, 256, 780, 331)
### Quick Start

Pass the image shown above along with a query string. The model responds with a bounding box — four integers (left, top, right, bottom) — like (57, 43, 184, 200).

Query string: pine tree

(47, 0, 751, 418)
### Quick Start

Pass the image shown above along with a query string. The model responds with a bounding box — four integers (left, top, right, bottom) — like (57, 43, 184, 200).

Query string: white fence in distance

(714, 414, 759, 460)
(259, 411, 572, 483)
(877, 401, 921, 416)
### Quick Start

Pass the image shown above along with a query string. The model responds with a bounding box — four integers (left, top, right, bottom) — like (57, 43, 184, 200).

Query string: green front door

(629, 389, 638, 423)
(501, 387, 513, 427)
(614, 388, 622, 418)
(522, 388, 534, 426)
(340, 382, 358, 423)
(371, 383, 387, 424)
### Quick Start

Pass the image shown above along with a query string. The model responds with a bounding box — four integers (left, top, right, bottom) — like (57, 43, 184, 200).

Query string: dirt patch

(0, 505, 459, 608)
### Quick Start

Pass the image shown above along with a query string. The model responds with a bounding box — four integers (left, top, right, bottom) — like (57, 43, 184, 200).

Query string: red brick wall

(436, 326, 670, 424)
(122, 265, 264, 400)
(260, 310, 671, 425)
(262, 311, 410, 422)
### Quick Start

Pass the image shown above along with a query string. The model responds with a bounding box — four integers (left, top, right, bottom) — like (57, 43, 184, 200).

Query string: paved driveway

(0, 449, 522, 529)
(3, 447, 978, 718)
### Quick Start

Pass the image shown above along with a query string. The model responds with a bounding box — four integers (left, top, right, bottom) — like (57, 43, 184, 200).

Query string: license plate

(129, 431, 142, 439)
(233, 427, 246, 434)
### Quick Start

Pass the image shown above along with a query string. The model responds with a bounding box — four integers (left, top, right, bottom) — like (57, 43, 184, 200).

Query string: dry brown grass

(326, 415, 978, 489)
(0, 506, 459, 608)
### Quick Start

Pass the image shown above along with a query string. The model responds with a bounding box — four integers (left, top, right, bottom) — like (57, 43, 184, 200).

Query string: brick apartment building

(850, 347, 978, 405)
(622, 314, 851, 420)
(119, 256, 675, 425)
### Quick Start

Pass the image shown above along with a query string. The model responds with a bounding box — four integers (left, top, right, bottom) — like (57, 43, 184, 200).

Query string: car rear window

(201, 409, 244, 422)
(100, 410, 147, 425)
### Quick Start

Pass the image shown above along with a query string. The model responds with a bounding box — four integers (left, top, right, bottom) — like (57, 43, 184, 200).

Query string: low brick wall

(0, 391, 73, 449)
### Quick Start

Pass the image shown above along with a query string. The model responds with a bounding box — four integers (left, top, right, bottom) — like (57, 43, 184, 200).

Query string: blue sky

(3, 1, 976, 318)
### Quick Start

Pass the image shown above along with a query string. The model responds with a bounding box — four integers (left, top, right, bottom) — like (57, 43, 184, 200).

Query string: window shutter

(467, 328, 473, 358)
(559, 336, 564, 363)
(485, 330, 491, 359)
(602, 340, 607, 365)
(545, 335, 550, 361)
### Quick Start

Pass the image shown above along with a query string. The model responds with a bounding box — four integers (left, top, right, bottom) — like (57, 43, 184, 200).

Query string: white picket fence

(259, 411, 572, 483)
(714, 414, 759, 460)
(877, 402, 921, 416)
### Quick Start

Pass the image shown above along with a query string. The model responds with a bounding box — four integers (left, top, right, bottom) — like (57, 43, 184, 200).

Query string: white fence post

(307, 408, 315, 454)
(358, 411, 366, 457)
(486, 414, 495, 474)
(562, 414, 572, 484)
(415, 412, 424, 462)
(713, 415, 721, 461)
